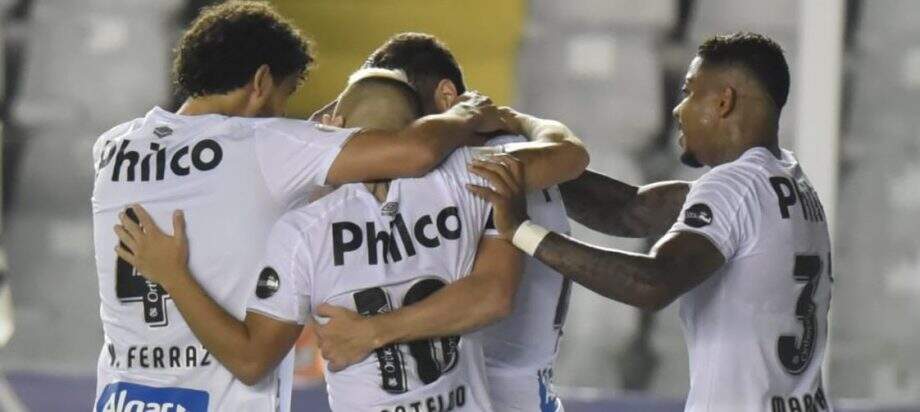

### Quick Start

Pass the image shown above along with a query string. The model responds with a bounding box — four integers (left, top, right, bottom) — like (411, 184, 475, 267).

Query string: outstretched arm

(325, 92, 505, 185)
(530, 230, 723, 310)
(468, 157, 723, 311)
(113, 205, 302, 385)
(560, 170, 690, 238)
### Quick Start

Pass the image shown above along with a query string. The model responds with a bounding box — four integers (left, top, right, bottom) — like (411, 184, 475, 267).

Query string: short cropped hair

(364, 33, 466, 106)
(172, 1, 313, 97)
(698, 32, 791, 110)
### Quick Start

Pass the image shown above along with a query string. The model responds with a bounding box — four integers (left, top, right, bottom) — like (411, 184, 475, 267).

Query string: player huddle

(91, 2, 833, 412)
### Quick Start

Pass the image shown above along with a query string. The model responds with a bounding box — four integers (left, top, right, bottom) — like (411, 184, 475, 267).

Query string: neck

(364, 181, 390, 202)
(177, 94, 248, 117)
(713, 118, 781, 166)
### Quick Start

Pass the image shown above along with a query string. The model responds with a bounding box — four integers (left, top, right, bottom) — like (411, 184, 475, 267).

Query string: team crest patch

(153, 126, 173, 138)
(255, 267, 280, 299)
(684, 203, 713, 228)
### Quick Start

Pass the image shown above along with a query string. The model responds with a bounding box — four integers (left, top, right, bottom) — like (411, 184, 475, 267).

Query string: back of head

(364, 32, 465, 113)
(697, 32, 790, 113)
(334, 69, 423, 131)
(172, 1, 313, 98)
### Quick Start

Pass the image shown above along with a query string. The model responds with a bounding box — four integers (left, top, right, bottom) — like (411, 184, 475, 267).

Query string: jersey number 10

(354, 278, 460, 394)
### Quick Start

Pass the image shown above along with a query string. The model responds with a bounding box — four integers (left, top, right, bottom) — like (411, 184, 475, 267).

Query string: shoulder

(276, 185, 363, 238)
(695, 153, 771, 198)
(244, 117, 350, 139)
(93, 118, 143, 160)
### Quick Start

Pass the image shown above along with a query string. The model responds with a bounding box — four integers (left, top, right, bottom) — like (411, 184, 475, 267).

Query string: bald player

(475, 33, 834, 412)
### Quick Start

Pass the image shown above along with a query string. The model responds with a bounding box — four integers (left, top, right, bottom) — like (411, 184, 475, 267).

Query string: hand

(467, 153, 529, 241)
(314, 304, 377, 372)
(113, 204, 190, 291)
(496, 106, 527, 136)
(451, 91, 507, 134)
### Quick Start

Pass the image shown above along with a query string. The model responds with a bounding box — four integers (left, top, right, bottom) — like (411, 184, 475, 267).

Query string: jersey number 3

(354, 278, 460, 394)
(777, 254, 826, 375)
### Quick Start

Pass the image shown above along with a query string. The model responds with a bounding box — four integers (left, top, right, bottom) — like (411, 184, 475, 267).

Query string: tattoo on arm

(560, 171, 690, 238)
(532, 230, 723, 311)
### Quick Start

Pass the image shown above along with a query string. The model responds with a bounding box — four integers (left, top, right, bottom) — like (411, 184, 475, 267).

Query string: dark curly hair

(364, 33, 466, 112)
(172, 1, 313, 98)
(698, 32, 790, 111)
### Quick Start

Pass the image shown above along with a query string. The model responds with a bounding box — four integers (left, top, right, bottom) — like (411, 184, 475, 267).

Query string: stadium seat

(517, 29, 663, 152)
(689, 0, 799, 42)
(17, 0, 177, 129)
(859, 0, 920, 38)
(529, 0, 676, 34)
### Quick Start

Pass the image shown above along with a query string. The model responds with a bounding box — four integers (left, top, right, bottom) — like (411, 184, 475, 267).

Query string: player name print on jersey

(769, 176, 826, 223)
(332, 206, 462, 266)
(99, 138, 224, 182)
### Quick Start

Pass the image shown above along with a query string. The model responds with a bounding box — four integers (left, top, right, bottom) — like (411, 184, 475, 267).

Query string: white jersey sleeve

(246, 217, 312, 325)
(440, 147, 498, 237)
(668, 167, 754, 260)
(253, 119, 359, 208)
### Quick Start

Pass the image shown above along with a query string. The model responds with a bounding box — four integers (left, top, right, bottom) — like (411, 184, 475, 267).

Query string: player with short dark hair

(475, 32, 834, 412)
(314, 32, 586, 411)
(91, 3, 507, 411)
(172, 1, 314, 98)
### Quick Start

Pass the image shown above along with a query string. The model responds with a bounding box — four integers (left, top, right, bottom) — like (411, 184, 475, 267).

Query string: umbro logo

(153, 126, 173, 138)
(685, 203, 713, 228)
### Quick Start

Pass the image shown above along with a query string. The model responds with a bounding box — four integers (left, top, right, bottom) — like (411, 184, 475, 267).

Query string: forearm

(532, 232, 673, 310)
(559, 170, 643, 236)
(560, 173, 690, 237)
(164, 272, 261, 379)
(396, 113, 481, 173)
(369, 275, 510, 346)
(509, 116, 589, 189)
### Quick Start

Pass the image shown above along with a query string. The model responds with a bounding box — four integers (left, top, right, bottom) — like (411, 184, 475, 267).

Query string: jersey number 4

(777, 254, 828, 375)
(114, 208, 170, 327)
(354, 278, 460, 394)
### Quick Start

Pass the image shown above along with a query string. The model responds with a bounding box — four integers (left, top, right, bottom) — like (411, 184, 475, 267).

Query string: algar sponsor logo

(96, 382, 208, 412)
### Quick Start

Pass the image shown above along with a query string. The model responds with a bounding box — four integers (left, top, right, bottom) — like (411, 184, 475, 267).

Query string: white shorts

(487, 366, 564, 412)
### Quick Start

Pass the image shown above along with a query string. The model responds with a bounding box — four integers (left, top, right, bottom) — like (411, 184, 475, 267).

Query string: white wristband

(512, 220, 551, 256)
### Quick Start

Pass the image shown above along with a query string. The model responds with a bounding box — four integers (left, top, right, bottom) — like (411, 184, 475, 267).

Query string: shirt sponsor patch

(684, 203, 713, 228)
(255, 267, 280, 299)
(96, 381, 208, 412)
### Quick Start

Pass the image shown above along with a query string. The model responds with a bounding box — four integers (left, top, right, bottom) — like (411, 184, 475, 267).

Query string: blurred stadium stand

(0, 0, 919, 410)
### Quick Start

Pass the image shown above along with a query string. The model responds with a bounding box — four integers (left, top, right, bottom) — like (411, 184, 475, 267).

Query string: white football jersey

(668, 147, 833, 412)
(477, 136, 571, 406)
(247, 147, 499, 412)
(91, 107, 357, 412)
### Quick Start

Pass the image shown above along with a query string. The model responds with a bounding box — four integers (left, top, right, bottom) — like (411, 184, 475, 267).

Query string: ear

(251, 64, 275, 100)
(433, 79, 459, 112)
(718, 86, 737, 117)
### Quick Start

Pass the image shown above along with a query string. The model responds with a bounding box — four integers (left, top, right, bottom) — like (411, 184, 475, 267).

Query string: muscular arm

(501, 112, 589, 190)
(560, 170, 690, 237)
(368, 236, 522, 344)
(326, 112, 484, 185)
(315, 235, 522, 371)
(532, 230, 724, 311)
(112, 206, 302, 386)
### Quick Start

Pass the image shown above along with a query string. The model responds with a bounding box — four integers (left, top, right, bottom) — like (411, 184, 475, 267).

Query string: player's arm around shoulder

(469, 156, 727, 312)
(324, 91, 507, 185)
(496, 107, 589, 190)
(112, 204, 304, 386)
